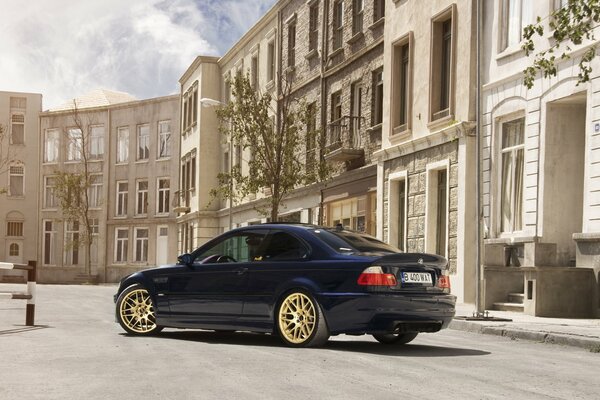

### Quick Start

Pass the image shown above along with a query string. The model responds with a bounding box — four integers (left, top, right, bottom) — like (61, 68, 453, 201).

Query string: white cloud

(0, 0, 276, 110)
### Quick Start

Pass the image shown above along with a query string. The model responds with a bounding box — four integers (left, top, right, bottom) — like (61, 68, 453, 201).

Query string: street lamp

(198, 97, 233, 231)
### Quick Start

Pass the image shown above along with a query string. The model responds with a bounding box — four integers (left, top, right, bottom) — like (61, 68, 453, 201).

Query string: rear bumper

(318, 292, 456, 335)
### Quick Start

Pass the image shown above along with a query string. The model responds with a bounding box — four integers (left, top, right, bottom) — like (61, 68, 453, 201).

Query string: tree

(53, 101, 99, 277)
(212, 73, 328, 222)
(523, 0, 600, 89)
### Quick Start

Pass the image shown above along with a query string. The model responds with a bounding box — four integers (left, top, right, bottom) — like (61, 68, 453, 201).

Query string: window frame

(391, 32, 414, 136)
(117, 127, 129, 164)
(43, 220, 56, 266)
(66, 127, 83, 162)
(89, 125, 104, 160)
(114, 227, 129, 264)
(136, 180, 149, 216)
(10, 113, 25, 145)
(134, 227, 149, 263)
(44, 128, 59, 164)
(116, 180, 128, 217)
(8, 164, 24, 197)
(137, 124, 150, 161)
(157, 177, 170, 215)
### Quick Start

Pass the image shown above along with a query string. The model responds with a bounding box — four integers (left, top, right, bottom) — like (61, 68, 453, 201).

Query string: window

(194, 230, 270, 263)
(89, 125, 104, 159)
(333, 0, 344, 50)
(309, 2, 319, 52)
(330, 91, 342, 145)
(251, 55, 259, 91)
(115, 228, 129, 263)
(67, 128, 82, 161)
(350, 82, 362, 139)
(263, 231, 309, 260)
(436, 170, 448, 256)
(267, 40, 275, 82)
(157, 178, 170, 215)
(288, 21, 296, 68)
(158, 121, 171, 158)
(116, 181, 128, 217)
(134, 228, 149, 262)
(182, 93, 189, 131)
(44, 129, 59, 163)
(500, 118, 524, 233)
(352, 0, 364, 35)
(502, 0, 532, 50)
(392, 35, 412, 133)
(372, 68, 383, 126)
(43, 220, 56, 266)
(10, 114, 24, 144)
(425, 164, 449, 257)
(44, 176, 57, 208)
(10, 97, 26, 109)
(553, 0, 568, 10)
(192, 84, 198, 127)
(137, 124, 150, 160)
(234, 144, 242, 168)
(88, 175, 103, 208)
(90, 218, 99, 265)
(117, 127, 129, 163)
(182, 83, 198, 131)
(7, 221, 23, 237)
(430, 8, 455, 122)
(9, 165, 24, 197)
(328, 195, 374, 234)
(374, 0, 385, 22)
(136, 180, 148, 216)
(64, 220, 80, 266)
(223, 151, 230, 174)
(9, 243, 19, 257)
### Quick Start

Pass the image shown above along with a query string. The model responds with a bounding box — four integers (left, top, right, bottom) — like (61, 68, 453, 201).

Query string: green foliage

(211, 73, 328, 221)
(523, 0, 600, 88)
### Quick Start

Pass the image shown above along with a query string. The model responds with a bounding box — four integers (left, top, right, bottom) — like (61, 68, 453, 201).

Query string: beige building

(482, 0, 599, 317)
(39, 90, 180, 283)
(0, 91, 42, 276)
(375, 0, 478, 304)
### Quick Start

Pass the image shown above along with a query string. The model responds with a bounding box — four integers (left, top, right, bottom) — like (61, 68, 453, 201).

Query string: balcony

(325, 116, 365, 162)
(173, 190, 190, 214)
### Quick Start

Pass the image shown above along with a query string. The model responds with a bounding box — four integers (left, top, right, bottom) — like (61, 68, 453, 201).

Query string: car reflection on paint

(114, 223, 456, 347)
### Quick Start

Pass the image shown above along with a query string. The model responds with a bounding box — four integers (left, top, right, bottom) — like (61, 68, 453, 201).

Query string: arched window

(9, 243, 20, 257)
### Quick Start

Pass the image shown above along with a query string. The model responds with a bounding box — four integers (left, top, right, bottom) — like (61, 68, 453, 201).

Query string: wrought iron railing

(327, 115, 363, 152)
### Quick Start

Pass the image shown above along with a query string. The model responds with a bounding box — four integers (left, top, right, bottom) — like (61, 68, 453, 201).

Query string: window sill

(155, 213, 169, 217)
(114, 216, 128, 219)
(427, 113, 455, 131)
(369, 17, 385, 31)
(88, 158, 103, 163)
(115, 161, 129, 165)
(265, 80, 275, 91)
(42, 207, 58, 211)
(156, 157, 171, 161)
(496, 44, 525, 61)
(347, 31, 364, 45)
(390, 126, 412, 141)
(7, 195, 25, 200)
(135, 159, 150, 164)
(367, 123, 383, 133)
(42, 161, 59, 166)
(305, 48, 319, 60)
(329, 47, 344, 59)
(134, 215, 148, 219)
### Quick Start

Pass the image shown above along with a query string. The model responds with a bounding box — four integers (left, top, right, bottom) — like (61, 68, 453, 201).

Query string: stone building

(481, 0, 599, 317)
(375, 0, 478, 303)
(0, 91, 42, 277)
(38, 90, 180, 283)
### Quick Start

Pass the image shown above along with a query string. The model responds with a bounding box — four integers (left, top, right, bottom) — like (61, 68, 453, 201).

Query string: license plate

(401, 272, 433, 285)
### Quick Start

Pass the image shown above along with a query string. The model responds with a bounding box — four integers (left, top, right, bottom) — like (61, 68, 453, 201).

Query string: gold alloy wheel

(278, 292, 317, 344)
(119, 288, 158, 334)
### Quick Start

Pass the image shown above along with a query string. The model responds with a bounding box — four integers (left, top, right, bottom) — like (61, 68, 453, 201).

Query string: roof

(49, 89, 137, 111)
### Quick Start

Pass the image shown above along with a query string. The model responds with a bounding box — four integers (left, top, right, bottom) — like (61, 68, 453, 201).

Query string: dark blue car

(114, 224, 456, 347)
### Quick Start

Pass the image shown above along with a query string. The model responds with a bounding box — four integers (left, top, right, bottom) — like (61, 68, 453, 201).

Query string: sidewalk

(451, 303, 600, 351)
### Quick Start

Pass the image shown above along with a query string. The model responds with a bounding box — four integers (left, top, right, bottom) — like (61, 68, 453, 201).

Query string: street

(1, 285, 598, 400)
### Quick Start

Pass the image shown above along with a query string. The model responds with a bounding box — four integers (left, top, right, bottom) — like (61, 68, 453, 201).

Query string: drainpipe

(475, 0, 483, 315)
(319, 0, 330, 225)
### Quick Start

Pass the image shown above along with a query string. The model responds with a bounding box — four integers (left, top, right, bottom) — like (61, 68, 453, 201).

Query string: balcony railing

(325, 115, 365, 162)
(173, 190, 190, 214)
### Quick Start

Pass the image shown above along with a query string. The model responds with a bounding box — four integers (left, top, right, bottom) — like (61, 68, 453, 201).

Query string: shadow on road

(0, 325, 51, 336)
(154, 330, 490, 357)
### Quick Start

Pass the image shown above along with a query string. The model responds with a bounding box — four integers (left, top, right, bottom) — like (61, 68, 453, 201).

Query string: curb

(449, 319, 600, 351)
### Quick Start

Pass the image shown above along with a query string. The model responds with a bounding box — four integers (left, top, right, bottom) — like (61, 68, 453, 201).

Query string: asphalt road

(1, 285, 599, 400)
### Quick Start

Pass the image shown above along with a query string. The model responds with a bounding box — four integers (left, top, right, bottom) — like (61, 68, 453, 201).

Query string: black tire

(372, 332, 418, 345)
(116, 284, 163, 335)
(276, 290, 329, 347)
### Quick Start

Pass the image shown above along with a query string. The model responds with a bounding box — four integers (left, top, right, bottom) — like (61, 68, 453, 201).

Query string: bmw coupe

(114, 224, 456, 347)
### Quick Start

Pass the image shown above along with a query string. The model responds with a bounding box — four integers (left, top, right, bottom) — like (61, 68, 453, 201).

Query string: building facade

(375, 0, 478, 303)
(38, 90, 180, 283)
(482, 0, 599, 317)
(0, 91, 42, 279)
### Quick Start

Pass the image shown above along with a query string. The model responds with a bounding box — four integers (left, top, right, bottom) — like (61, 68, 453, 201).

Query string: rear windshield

(310, 229, 400, 254)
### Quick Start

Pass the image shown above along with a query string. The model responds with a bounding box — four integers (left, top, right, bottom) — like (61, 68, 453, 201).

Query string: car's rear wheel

(372, 332, 418, 345)
(277, 291, 329, 347)
(116, 284, 163, 335)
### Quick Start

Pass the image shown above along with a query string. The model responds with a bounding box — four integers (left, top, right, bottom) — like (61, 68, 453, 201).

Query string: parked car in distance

(114, 224, 456, 347)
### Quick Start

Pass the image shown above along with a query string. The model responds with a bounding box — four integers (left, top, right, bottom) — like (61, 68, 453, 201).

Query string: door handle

(234, 267, 248, 275)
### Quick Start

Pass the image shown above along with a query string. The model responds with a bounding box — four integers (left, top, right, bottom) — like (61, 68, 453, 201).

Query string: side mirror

(177, 253, 193, 266)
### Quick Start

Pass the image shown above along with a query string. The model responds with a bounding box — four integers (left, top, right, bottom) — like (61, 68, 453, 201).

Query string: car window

(262, 231, 309, 261)
(194, 230, 269, 263)
(310, 229, 399, 254)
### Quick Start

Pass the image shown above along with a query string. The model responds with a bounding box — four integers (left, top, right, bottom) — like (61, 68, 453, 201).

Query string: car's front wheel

(116, 284, 163, 335)
(372, 332, 418, 345)
(277, 291, 329, 347)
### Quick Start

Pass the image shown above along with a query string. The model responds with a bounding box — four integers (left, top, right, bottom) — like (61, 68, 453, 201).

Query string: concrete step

(492, 302, 524, 312)
(508, 293, 524, 304)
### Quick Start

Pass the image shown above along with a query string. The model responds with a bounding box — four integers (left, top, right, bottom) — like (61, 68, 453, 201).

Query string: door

(156, 225, 168, 265)
(167, 229, 269, 327)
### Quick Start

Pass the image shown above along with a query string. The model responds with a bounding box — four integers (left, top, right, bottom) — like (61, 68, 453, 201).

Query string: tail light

(436, 272, 451, 293)
(357, 266, 397, 286)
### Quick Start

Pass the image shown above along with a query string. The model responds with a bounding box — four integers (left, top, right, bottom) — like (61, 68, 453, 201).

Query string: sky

(0, 0, 277, 110)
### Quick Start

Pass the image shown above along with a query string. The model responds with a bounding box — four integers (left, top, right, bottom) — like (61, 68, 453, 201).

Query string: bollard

(26, 260, 36, 326)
